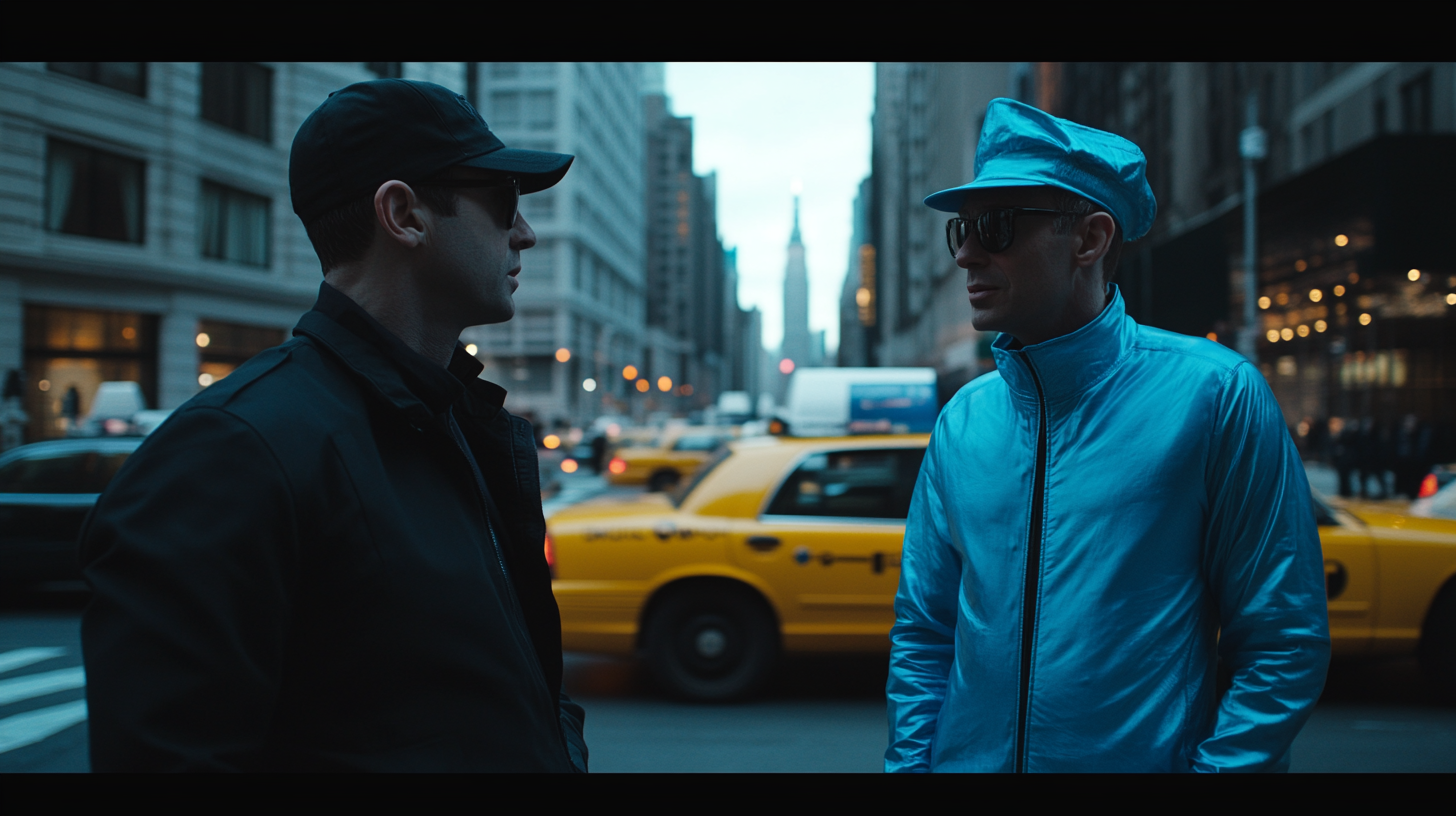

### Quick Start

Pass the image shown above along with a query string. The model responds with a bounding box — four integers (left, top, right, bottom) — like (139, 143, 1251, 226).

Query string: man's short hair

(1050, 190, 1124, 280)
(304, 185, 459, 273)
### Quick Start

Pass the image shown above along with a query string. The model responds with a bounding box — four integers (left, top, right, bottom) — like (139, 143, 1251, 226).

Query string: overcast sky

(664, 63, 874, 355)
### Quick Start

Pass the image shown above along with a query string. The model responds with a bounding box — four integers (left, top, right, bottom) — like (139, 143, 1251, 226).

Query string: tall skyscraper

(780, 196, 811, 371)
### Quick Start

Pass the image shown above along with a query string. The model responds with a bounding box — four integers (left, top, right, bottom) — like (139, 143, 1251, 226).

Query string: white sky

(664, 63, 874, 355)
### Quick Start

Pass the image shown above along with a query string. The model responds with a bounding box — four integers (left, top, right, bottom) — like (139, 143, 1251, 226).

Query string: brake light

(544, 533, 556, 578)
(608, 458, 628, 474)
(1419, 473, 1439, 498)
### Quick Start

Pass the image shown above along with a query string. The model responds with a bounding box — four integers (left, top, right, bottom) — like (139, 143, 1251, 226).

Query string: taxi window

(1311, 494, 1339, 527)
(672, 434, 722, 452)
(0, 449, 130, 494)
(670, 446, 733, 507)
(764, 448, 926, 520)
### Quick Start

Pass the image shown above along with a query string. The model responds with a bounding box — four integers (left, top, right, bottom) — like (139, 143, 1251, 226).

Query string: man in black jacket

(80, 79, 586, 771)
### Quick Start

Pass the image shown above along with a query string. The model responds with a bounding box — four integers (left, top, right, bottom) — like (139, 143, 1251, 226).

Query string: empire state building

(781, 195, 811, 370)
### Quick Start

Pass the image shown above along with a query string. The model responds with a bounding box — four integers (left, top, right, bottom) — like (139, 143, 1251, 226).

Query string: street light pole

(1238, 92, 1267, 362)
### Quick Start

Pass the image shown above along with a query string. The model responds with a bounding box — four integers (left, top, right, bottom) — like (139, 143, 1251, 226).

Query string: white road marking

(0, 647, 66, 676)
(0, 667, 86, 706)
(0, 700, 88, 754)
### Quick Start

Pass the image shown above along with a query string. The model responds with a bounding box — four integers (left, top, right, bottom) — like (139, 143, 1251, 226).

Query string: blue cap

(923, 98, 1156, 241)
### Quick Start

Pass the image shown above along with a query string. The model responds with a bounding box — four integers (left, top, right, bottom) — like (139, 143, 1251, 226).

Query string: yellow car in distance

(604, 426, 738, 492)
(549, 433, 1456, 701)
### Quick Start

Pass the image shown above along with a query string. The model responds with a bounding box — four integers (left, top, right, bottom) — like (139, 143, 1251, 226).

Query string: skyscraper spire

(790, 195, 802, 245)
(782, 192, 810, 374)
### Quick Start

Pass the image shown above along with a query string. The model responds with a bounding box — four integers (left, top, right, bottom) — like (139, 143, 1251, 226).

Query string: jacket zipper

(1015, 353, 1048, 774)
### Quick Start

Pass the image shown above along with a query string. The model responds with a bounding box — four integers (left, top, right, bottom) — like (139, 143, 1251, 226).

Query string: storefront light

(1297, 325, 1310, 337)
(1359, 313, 1372, 326)
(464, 343, 478, 356)
(1280, 328, 1294, 341)
(1409, 269, 1422, 282)
(622, 365, 638, 380)
(1447, 294, 1456, 306)
(1308, 289, 1322, 303)
(1266, 330, 1280, 343)
(582, 378, 597, 392)
(1333, 285, 1346, 297)
(1258, 296, 1271, 310)
(1334, 234, 1349, 247)
(196, 332, 211, 348)
(1315, 320, 1328, 332)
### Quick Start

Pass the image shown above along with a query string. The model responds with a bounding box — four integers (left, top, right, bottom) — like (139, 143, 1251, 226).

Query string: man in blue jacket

(886, 99, 1330, 772)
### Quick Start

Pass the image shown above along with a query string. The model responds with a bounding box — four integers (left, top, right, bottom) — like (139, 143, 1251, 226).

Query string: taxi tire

(642, 586, 779, 701)
(647, 470, 680, 493)
(1419, 580, 1456, 695)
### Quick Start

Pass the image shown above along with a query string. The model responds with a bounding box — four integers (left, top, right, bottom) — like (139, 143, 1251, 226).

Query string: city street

(2, 468, 1453, 773)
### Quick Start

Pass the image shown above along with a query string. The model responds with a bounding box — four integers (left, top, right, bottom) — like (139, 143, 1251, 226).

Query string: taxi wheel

(1420, 581, 1456, 695)
(643, 586, 779, 701)
(647, 470, 680, 493)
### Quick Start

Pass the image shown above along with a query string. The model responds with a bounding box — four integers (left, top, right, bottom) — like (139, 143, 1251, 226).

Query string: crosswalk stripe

(0, 667, 86, 707)
(0, 647, 66, 676)
(0, 700, 88, 754)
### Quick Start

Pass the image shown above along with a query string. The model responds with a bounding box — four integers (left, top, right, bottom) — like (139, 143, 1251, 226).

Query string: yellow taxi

(548, 433, 1456, 701)
(604, 425, 738, 492)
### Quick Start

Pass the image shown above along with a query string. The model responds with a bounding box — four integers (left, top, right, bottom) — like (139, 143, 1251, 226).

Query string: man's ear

(1073, 211, 1116, 273)
(374, 180, 428, 250)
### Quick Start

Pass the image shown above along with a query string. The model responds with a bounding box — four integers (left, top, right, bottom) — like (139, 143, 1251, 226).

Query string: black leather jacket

(81, 283, 586, 771)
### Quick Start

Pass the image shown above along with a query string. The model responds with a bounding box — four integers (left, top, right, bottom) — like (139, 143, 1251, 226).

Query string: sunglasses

(945, 208, 1073, 256)
(418, 176, 520, 228)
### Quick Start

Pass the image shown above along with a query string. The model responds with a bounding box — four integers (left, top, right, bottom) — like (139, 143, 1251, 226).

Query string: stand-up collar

(991, 285, 1137, 408)
(294, 282, 508, 420)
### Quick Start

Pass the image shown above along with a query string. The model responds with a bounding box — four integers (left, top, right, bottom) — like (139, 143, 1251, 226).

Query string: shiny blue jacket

(886, 288, 1330, 772)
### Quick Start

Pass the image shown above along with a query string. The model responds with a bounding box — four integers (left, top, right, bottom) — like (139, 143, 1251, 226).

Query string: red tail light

(544, 532, 556, 578)
(608, 458, 628, 474)
(1418, 473, 1439, 498)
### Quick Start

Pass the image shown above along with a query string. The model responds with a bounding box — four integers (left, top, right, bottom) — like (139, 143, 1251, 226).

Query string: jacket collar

(293, 282, 509, 424)
(991, 284, 1136, 408)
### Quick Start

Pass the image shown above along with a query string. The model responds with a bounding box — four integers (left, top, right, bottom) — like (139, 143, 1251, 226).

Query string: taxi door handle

(746, 536, 781, 552)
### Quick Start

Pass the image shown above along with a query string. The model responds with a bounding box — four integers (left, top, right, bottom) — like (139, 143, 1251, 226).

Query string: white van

(778, 367, 937, 437)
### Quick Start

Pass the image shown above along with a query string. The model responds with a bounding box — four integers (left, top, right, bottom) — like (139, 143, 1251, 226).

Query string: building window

(200, 181, 270, 268)
(200, 63, 273, 141)
(196, 319, 285, 388)
(365, 62, 402, 79)
(492, 63, 520, 79)
(47, 63, 146, 97)
(1401, 71, 1432, 134)
(491, 91, 521, 128)
(45, 139, 144, 244)
(23, 305, 157, 441)
(525, 91, 556, 130)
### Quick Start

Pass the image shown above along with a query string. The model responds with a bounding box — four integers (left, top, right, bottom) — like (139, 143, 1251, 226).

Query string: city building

(866, 63, 1011, 403)
(0, 61, 412, 445)
(838, 177, 875, 367)
(1045, 62, 1456, 441)
(465, 61, 650, 427)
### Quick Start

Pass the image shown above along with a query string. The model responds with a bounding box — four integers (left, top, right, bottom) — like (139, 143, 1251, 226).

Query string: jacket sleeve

(80, 407, 297, 771)
(558, 691, 588, 772)
(885, 433, 961, 772)
(1194, 362, 1331, 772)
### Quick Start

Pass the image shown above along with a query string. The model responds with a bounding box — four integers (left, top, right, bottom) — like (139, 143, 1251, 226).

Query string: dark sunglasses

(945, 207, 1073, 256)
(418, 176, 520, 228)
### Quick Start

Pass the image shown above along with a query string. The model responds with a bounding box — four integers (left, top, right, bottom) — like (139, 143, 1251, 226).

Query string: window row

(46, 63, 273, 142)
(45, 139, 271, 267)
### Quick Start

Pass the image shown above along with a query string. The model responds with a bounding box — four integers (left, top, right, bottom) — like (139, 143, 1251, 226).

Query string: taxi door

(1315, 497, 1377, 655)
(730, 446, 925, 652)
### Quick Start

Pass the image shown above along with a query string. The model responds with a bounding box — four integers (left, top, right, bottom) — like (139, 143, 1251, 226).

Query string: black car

(0, 437, 142, 590)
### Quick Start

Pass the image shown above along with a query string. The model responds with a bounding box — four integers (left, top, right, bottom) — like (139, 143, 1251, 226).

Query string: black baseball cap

(289, 78, 574, 224)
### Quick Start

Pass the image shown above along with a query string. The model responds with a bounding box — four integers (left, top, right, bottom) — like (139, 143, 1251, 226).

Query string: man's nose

(955, 228, 984, 269)
(512, 214, 537, 251)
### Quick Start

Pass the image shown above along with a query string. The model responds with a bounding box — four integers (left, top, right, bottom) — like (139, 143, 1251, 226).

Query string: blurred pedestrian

(1393, 413, 1432, 499)
(887, 99, 1328, 773)
(0, 370, 27, 452)
(1331, 417, 1360, 498)
(1357, 417, 1389, 499)
(80, 79, 586, 772)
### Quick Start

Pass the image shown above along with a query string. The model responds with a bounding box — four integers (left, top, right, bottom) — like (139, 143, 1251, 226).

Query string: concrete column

(0, 276, 21, 376)
(157, 308, 200, 410)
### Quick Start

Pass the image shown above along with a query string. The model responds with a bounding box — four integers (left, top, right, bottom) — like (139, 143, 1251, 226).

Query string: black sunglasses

(945, 208, 1073, 256)
(417, 176, 520, 228)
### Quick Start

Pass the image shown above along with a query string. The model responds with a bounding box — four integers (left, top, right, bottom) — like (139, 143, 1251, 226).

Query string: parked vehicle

(0, 437, 143, 589)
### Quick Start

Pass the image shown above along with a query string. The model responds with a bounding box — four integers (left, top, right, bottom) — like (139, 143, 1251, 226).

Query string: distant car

(550, 433, 1456, 701)
(0, 437, 142, 590)
(604, 426, 737, 492)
